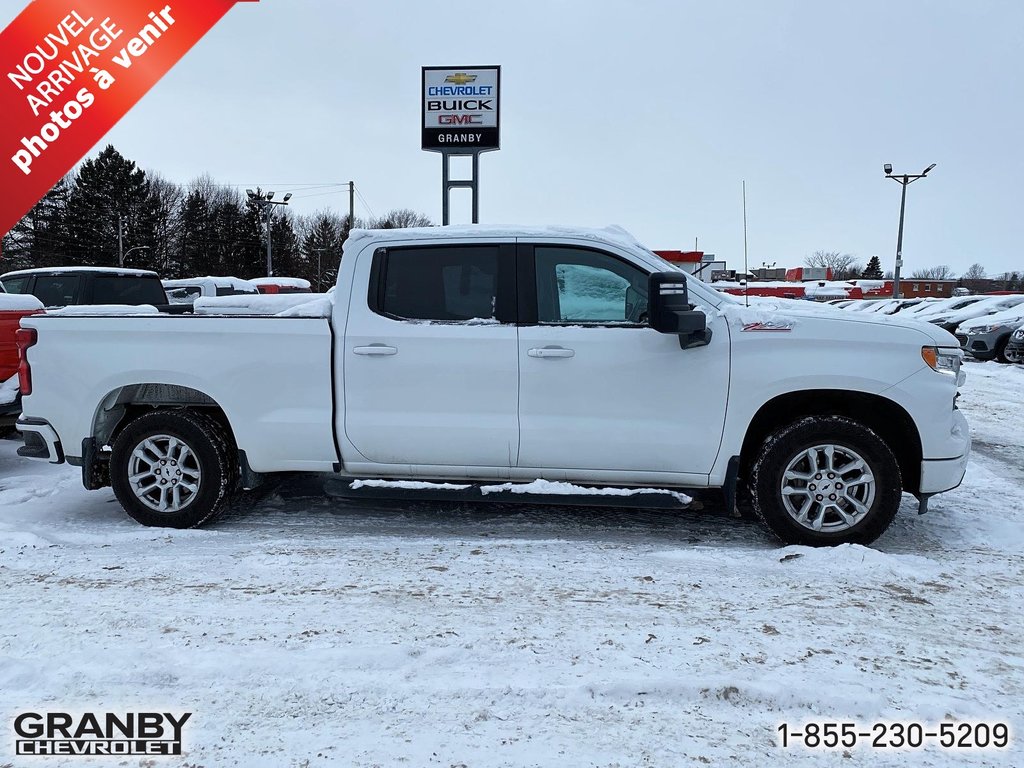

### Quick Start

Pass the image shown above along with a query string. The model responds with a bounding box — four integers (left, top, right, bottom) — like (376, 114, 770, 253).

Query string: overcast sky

(4, 0, 1022, 275)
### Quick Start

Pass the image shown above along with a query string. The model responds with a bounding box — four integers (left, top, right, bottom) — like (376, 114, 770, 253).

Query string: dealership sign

(421, 66, 500, 152)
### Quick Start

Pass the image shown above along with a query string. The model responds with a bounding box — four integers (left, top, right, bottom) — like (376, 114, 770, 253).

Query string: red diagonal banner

(0, 0, 256, 236)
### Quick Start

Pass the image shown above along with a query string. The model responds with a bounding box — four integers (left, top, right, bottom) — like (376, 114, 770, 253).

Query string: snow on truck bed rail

(44, 304, 161, 316)
(0, 293, 43, 311)
(193, 293, 333, 316)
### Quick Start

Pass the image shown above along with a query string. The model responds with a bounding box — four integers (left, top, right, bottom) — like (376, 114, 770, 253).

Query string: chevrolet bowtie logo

(444, 73, 477, 85)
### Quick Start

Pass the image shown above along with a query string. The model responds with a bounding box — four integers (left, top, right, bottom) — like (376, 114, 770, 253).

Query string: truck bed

(20, 314, 338, 472)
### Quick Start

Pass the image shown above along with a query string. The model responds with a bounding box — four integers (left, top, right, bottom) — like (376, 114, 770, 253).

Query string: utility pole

(246, 189, 292, 277)
(117, 215, 124, 267)
(883, 163, 936, 299)
(349, 181, 355, 229)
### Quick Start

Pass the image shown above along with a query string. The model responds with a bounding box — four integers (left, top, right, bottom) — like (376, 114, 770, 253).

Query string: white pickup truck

(16, 226, 970, 546)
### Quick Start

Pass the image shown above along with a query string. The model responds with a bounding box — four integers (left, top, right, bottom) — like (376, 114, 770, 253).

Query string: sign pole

(422, 66, 500, 225)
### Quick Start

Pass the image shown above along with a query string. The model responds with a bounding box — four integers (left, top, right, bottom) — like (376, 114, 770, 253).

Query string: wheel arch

(739, 389, 923, 494)
(92, 383, 237, 450)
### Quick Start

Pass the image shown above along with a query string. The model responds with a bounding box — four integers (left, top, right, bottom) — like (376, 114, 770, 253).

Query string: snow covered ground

(1, 363, 1022, 766)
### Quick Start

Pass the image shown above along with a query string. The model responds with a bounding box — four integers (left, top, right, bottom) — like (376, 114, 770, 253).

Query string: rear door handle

(353, 345, 398, 356)
(528, 346, 575, 359)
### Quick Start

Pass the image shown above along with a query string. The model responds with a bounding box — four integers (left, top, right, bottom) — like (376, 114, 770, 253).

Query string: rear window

(166, 286, 202, 303)
(92, 276, 168, 305)
(33, 275, 81, 307)
(381, 246, 499, 321)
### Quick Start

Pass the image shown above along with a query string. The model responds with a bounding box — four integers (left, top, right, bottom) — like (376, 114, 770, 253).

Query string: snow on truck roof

(345, 224, 651, 251)
(0, 266, 158, 278)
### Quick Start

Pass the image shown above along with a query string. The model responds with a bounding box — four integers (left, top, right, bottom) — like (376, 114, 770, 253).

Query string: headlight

(968, 324, 1008, 334)
(1014, 328, 1024, 340)
(921, 346, 961, 376)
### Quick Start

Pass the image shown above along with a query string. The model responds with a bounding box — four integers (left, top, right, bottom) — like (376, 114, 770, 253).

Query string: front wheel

(749, 416, 902, 546)
(110, 410, 236, 528)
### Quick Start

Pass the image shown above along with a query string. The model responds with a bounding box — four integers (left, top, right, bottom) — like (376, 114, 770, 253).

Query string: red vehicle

(0, 293, 44, 426)
(249, 277, 313, 294)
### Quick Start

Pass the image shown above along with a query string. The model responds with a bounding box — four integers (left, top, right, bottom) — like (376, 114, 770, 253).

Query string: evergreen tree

(64, 145, 157, 266)
(861, 255, 883, 279)
(2, 175, 71, 270)
(300, 210, 348, 290)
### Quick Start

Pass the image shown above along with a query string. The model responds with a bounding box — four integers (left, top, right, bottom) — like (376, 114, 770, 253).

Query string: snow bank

(0, 294, 43, 311)
(0, 374, 19, 406)
(193, 293, 332, 316)
(44, 304, 160, 316)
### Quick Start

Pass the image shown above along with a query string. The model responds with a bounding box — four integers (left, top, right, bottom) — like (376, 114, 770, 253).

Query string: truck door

(516, 243, 730, 477)
(343, 242, 519, 470)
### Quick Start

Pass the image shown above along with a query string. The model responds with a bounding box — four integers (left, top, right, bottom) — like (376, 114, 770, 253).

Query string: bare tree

(369, 209, 433, 229)
(804, 251, 862, 280)
(910, 265, 956, 280)
(962, 263, 986, 281)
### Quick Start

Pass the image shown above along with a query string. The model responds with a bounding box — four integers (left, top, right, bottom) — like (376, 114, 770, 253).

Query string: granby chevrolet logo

(13, 711, 192, 756)
(444, 72, 476, 85)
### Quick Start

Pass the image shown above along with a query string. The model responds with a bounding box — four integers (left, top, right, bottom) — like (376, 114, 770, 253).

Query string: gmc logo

(438, 114, 483, 125)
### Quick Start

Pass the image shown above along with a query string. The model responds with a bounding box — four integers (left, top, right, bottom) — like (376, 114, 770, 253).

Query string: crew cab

(15, 226, 971, 546)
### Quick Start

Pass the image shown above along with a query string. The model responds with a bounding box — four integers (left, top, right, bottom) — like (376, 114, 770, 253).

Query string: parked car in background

(250, 277, 312, 294)
(926, 294, 1024, 333)
(0, 293, 44, 428)
(0, 267, 170, 308)
(163, 277, 260, 304)
(901, 296, 981, 319)
(956, 307, 1024, 363)
(1005, 324, 1024, 364)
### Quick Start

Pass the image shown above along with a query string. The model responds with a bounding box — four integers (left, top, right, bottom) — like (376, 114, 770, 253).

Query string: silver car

(957, 318, 1024, 363)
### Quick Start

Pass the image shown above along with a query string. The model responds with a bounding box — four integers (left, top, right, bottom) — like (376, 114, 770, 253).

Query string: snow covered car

(956, 307, 1024, 363)
(1005, 324, 1024, 364)
(926, 294, 1024, 333)
(162, 277, 260, 304)
(15, 225, 971, 546)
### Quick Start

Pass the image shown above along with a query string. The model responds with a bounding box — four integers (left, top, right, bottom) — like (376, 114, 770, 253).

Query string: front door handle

(528, 346, 575, 359)
(353, 345, 398, 356)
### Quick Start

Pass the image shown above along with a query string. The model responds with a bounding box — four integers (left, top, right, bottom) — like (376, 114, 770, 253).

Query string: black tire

(750, 416, 902, 546)
(110, 409, 236, 528)
(994, 337, 1013, 364)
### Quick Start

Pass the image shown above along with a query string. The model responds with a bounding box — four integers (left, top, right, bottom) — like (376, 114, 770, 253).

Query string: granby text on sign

(421, 66, 500, 152)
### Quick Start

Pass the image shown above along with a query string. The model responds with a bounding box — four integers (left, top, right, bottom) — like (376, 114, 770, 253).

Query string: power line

(354, 186, 376, 221)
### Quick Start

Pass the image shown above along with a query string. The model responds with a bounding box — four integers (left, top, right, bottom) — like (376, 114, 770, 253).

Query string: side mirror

(649, 272, 712, 349)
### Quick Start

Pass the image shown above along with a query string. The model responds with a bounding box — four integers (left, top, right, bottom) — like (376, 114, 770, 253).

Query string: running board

(323, 479, 705, 510)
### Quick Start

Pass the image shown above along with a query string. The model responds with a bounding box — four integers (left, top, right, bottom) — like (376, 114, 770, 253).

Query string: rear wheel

(750, 416, 902, 546)
(110, 410, 236, 528)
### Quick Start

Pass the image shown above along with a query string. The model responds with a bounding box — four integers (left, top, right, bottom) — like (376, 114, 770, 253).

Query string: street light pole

(122, 245, 151, 266)
(246, 190, 292, 277)
(884, 163, 935, 299)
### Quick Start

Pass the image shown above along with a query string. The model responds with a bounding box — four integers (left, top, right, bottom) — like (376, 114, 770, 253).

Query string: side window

(381, 246, 500, 322)
(32, 275, 81, 307)
(1, 276, 29, 294)
(535, 246, 648, 323)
